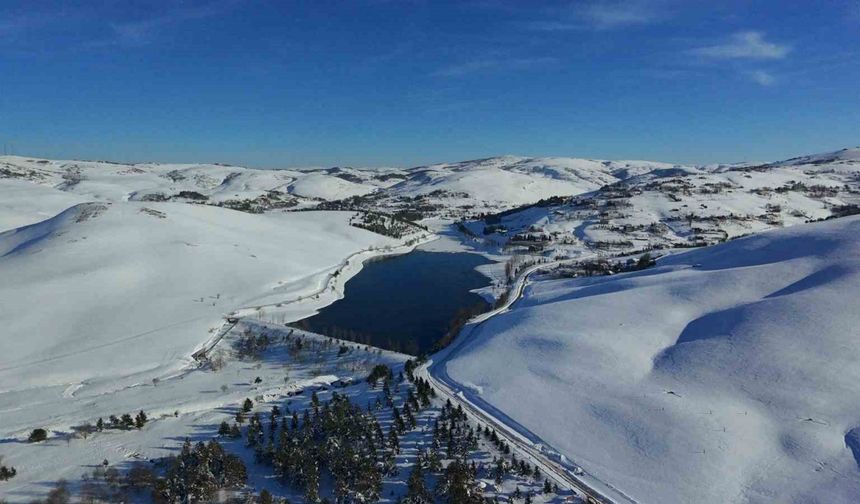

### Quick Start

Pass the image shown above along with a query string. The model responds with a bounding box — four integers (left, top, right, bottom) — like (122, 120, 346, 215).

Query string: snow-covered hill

(469, 147, 860, 260)
(445, 216, 860, 503)
(0, 154, 695, 223)
(0, 202, 399, 394)
(388, 156, 652, 206)
(0, 179, 89, 232)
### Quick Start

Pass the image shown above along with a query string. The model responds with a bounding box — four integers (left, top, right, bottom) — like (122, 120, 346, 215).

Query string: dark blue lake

(296, 251, 492, 355)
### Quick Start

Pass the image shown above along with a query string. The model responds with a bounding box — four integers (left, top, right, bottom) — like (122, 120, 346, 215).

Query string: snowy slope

(287, 172, 379, 200)
(0, 203, 397, 393)
(0, 156, 331, 206)
(386, 156, 683, 211)
(472, 148, 860, 259)
(1, 154, 694, 218)
(0, 179, 89, 232)
(445, 216, 860, 503)
(767, 147, 860, 170)
(0, 321, 411, 503)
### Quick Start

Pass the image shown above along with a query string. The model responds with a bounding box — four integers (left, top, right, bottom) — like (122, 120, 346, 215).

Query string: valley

(2, 147, 860, 503)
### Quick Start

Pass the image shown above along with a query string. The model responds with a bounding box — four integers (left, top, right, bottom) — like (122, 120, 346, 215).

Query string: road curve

(418, 258, 640, 504)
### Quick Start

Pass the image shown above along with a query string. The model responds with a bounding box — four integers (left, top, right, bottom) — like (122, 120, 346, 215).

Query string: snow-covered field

(444, 216, 860, 503)
(0, 203, 404, 395)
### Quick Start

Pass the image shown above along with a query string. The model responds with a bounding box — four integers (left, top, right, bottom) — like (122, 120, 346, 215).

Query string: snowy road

(417, 258, 638, 504)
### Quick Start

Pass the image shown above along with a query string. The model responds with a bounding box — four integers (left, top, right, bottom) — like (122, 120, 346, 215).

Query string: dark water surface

(297, 251, 492, 355)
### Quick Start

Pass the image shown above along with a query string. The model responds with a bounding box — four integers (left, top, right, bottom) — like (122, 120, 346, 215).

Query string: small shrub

(0, 456, 16, 481)
(28, 428, 47, 443)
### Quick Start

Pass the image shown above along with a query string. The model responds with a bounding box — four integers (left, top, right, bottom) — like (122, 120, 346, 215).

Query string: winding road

(416, 258, 639, 504)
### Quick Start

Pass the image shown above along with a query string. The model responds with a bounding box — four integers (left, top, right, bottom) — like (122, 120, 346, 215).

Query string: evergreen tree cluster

(480, 423, 559, 497)
(235, 330, 271, 360)
(402, 357, 430, 385)
(433, 400, 479, 460)
(401, 400, 484, 504)
(434, 459, 483, 504)
(217, 420, 243, 439)
(250, 391, 391, 503)
(366, 364, 393, 385)
(240, 364, 439, 504)
(153, 439, 247, 503)
(94, 410, 148, 432)
(349, 211, 419, 239)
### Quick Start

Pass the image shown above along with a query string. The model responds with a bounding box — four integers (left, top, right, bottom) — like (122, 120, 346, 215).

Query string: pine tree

(218, 421, 231, 436)
(436, 459, 483, 504)
(135, 410, 148, 429)
(387, 428, 400, 455)
(243, 398, 254, 412)
(427, 446, 442, 472)
(392, 406, 405, 433)
(96, 418, 104, 431)
(404, 461, 431, 503)
(404, 403, 416, 430)
(543, 478, 553, 494)
(493, 457, 506, 484)
(259, 489, 274, 504)
(304, 457, 320, 502)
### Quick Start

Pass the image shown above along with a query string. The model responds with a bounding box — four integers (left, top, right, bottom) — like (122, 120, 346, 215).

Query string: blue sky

(1, 0, 858, 167)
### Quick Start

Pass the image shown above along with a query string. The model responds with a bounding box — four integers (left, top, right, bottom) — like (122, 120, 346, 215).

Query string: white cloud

(108, 1, 233, 46)
(748, 69, 776, 86)
(523, 0, 664, 31)
(692, 31, 790, 60)
(575, 0, 662, 29)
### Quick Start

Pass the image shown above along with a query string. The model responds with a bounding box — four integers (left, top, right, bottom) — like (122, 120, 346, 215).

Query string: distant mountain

(767, 146, 860, 168)
(0, 154, 695, 227)
(391, 156, 684, 207)
(2, 148, 858, 234)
